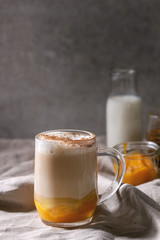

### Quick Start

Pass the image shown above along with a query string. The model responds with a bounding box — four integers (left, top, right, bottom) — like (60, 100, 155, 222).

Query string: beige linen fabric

(0, 138, 160, 240)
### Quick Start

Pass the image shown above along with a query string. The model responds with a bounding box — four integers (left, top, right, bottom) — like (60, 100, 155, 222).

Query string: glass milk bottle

(106, 69, 143, 147)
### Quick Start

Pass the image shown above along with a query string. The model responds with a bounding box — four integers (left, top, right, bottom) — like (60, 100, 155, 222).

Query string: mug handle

(97, 147, 126, 205)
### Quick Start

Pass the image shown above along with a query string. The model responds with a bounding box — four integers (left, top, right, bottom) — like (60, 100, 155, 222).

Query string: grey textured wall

(0, 0, 160, 138)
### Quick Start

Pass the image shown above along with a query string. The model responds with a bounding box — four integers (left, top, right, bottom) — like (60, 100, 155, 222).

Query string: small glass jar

(113, 141, 160, 186)
(146, 111, 160, 146)
(106, 69, 143, 147)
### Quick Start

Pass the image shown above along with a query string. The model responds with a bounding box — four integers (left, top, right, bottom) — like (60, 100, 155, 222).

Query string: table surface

(0, 138, 160, 240)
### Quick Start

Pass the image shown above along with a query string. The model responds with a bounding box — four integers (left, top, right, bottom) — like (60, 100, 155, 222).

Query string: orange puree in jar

(114, 142, 159, 186)
(123, 153, 158, 185)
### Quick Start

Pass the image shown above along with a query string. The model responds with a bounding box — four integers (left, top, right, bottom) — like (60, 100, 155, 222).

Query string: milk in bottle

(106, 69, 143, 147)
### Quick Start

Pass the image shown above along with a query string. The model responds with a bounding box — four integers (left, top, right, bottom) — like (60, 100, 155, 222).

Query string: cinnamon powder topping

(37, 132, 96, 147)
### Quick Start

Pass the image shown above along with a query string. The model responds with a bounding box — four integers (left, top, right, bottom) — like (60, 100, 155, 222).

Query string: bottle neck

(110, 69, 138, 96)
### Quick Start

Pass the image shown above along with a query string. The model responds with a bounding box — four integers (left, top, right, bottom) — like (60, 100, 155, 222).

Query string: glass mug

(34, 129, 126, 228)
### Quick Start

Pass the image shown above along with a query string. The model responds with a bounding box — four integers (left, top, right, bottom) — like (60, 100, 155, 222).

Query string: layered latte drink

(34, 130, 98, 226)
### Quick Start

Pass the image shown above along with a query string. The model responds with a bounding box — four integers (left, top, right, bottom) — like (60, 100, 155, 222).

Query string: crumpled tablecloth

(0, 137, 160, 240)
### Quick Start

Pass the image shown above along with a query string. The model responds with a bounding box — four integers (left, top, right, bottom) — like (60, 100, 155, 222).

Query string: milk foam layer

(37, 130, 95, 141)
(36, 130, 96, 154)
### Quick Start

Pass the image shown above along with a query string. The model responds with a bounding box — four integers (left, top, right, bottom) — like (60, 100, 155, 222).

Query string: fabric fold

(0, 174, 35, 211)
(90, 182, 160, 239)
